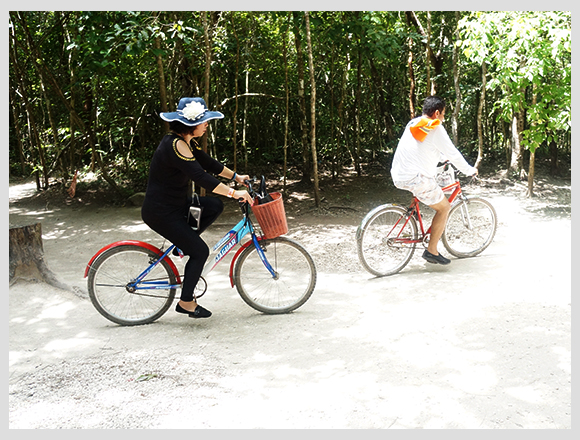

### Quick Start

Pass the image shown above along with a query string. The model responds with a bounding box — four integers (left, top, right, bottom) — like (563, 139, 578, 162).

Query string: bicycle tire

(87, 244, 177, 326)
(442, 196, 497, 258)
(356, 204, 418, 276)
(233, 237, 316, 314)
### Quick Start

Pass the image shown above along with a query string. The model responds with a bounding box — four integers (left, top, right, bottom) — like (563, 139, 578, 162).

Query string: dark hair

(169, 120, 196, 136)
(422, 96, 446, 118)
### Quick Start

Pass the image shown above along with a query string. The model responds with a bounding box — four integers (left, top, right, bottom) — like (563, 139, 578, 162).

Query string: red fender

(228, 237, 265, 287)
(84, 240, 181, 283)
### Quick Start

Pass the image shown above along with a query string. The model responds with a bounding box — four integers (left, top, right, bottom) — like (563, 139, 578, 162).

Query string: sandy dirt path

(8, 179, 571, 429)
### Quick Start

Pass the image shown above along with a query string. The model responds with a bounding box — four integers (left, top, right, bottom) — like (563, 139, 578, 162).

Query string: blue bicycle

(85, 179, 317, 326)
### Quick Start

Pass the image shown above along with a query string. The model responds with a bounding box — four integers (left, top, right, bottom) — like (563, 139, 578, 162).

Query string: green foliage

(9, 11, 571, 191)
(459, 11, 571, 154)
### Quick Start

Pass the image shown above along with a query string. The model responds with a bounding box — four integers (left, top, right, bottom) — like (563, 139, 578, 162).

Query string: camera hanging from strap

(188, 192, 203, 230)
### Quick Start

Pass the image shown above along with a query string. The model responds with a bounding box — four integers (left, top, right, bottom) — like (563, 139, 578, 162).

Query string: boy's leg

(427, 197, 451, 256)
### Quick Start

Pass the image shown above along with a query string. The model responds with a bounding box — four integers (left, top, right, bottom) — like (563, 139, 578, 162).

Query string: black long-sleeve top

(143, 133, 224, 210)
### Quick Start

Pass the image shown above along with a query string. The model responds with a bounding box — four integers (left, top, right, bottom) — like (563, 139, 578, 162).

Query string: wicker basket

(251, 192, 288, 239)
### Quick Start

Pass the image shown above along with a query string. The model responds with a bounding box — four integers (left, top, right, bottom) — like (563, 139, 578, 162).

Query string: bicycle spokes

(357, 205, 418, 277)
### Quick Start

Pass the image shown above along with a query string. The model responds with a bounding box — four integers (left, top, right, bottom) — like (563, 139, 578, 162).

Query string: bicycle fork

(252, 234, 278, 279)
(457, 201, 474, 230)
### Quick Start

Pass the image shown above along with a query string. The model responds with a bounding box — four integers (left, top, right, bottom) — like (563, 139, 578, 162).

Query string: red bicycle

(356, 162, 497, 276)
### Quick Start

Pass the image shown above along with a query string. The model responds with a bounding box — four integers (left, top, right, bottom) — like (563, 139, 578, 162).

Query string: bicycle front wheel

(87, 244, 177, 326)
(356, 205, 418, 276)
(233, 237, 316, 314)
(442, 196, 497, 258)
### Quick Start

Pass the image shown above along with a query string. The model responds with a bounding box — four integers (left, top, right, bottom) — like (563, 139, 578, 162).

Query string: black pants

(142, 196, 224, 302)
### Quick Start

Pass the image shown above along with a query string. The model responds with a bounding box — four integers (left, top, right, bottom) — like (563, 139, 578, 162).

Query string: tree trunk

(426, 12, 433, 95)
(155, 35, 169, 133)
(451, 11, 461, 146)
(510, 110, 525, 175)
(241, 13, 254, 173)
(243, 69, 249, 172)
(201, 11, 212, 156)
(293, 12, 311, 184)
(9, 85, 26, 176)
(354, 49, 362, 176)
(549, 139, 558, 174)
(406, 11, 444, 81)
(282, 16, 290, 192)
(407, 40, 416, 119)
(304, 12, 320, 207)
(232, 15, 240, 175)
(527, 86, 538, 197)
(65, 15, 80, 176)
(475, 62, 486, 169)
(527, 150, 536, 197)
(40, 74, 64, 178)
(336, 51, 349, 179)
(369, 58, 394, 143)
(9, 223, 69, 290)
(330, 45, 336, 178)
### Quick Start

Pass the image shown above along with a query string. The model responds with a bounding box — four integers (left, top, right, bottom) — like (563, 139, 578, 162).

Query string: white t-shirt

(391, 117, 477, 182)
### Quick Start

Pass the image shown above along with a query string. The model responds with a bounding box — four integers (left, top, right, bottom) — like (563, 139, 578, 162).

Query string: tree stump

(9, 222, 69, 290)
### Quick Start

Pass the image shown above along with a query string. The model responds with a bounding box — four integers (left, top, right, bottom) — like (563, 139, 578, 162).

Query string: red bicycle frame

(390, 180, 463, 245)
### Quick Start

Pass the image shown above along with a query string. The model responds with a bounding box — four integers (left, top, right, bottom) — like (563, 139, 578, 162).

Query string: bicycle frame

(85, 201, 276, 293)
(391, 179, 464, 245)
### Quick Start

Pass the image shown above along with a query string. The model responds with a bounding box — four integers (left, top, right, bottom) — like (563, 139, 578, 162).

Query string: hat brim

(160, 110, 224, 126)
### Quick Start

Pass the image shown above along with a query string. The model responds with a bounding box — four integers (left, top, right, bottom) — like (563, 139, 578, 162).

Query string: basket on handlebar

(436, 162, 456, 192)
(251, 192, 288, 239)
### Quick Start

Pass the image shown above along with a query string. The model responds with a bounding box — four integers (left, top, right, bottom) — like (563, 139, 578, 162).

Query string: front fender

(84, 240, 181, 283)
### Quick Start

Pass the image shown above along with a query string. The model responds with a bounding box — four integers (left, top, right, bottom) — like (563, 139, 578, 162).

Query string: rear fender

(84, 240, 181, 283)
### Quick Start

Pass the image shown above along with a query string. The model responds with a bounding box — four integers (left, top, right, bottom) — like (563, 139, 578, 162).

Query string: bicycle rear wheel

(356, 205, 418, 276)
(442, 196, 497, 258)
(87, 244, 177, 326)
(233, 237, 316, 314)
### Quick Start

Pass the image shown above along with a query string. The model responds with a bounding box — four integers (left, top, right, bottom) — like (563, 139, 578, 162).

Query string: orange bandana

(409, 117, 441, 142)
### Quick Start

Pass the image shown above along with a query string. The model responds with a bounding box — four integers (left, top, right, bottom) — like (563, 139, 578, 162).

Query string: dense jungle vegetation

(8, 11, 571, 203)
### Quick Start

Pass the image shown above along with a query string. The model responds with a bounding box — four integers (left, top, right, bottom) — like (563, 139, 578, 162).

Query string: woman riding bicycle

(141, 97, 253, 319)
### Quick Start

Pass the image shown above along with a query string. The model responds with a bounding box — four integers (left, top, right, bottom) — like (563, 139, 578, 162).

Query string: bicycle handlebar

(243, 178, 257, 199)
(437, 160, 480, 184)
(235, 177, 258, 212)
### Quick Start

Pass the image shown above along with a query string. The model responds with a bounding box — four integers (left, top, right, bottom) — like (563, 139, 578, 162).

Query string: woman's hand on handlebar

(234, 174, 251, 186)
(234, 190, 254, 205)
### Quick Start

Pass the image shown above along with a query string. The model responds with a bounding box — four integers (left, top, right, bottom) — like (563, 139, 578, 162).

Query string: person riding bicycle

(141, 97, 253, 318)
(391, 95, 478, 265)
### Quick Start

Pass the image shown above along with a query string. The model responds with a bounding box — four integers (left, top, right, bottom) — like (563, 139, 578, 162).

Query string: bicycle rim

(87, 245, 177, 325)
(357, 206, 418, 276)
(442, 197, 497, 258)
(234, 237, 316, 314)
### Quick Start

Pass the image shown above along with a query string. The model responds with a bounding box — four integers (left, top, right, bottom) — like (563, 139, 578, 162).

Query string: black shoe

(422, 250, 451, 265)
(176, 303, 212, 318)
